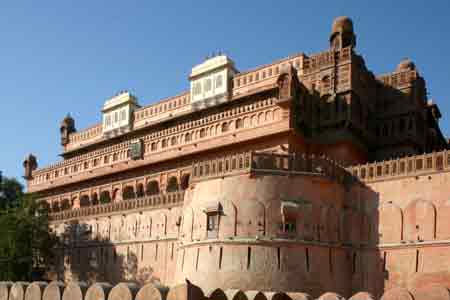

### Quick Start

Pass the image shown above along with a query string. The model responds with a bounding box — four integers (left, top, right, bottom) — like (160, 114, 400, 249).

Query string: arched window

(80, 195, 90, 207)
(221, 123, 229, 133)
(162, 139, 168, 148)
(200, 128, 206, 138)
(171, 136, 178, 146)
(236, 119, 243, 129)
(146, 180, 160, 196)
(122, 186, 135, 200)
(166, 177, 179, 192)
(185, 132, 191, 143)
(61, 198, 71, 210)
(99, 191, 111, 204)
(151, 142, 157, 151)
(180, 174, 190, 190)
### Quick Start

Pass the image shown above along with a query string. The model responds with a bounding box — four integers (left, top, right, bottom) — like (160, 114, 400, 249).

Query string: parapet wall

(347, 150, 450, 183)
(1, 281, 449, 300)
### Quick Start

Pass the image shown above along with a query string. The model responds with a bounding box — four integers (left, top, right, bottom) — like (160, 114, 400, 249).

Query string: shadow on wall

(50, 222, 161, 285)
(1, 280, 450, 300)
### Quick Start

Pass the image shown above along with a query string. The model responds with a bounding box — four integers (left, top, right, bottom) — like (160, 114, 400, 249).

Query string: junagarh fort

(19, 16, 450, 300)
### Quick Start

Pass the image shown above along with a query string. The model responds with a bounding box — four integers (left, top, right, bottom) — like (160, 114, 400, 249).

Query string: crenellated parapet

(347, 150, 450, 182)
(2, 280, 448, 300)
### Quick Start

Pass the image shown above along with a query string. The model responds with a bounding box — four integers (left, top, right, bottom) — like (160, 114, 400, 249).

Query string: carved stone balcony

(192, 151, 352, 185)
(49, 191, 185, 221)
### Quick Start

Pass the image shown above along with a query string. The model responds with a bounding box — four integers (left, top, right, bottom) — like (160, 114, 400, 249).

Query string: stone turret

(330, 16, 356, 50)
(23, 153, 38, 180)
(60, 113, 76, 146)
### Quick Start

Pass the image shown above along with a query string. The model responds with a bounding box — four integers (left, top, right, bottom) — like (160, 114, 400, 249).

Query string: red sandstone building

(23, 17, 450, 299)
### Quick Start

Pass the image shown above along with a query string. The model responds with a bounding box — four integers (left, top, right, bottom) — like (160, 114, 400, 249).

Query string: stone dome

(397, 58, 416, 71)
(331, 16, 354, 35)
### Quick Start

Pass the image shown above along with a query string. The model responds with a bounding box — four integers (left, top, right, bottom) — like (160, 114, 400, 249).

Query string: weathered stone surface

(135, 284, 168, 300)
(62, 282, 88, 300)
(107, 283, 139, 300)
(224, 290, 247, 300)
(42, 282, 64, 300)
(85, 283, 113, 300)
(9, 283, 29, 300)
(410, 284, 450, 300)
(25, 282, 48, 300)
(348, 292, 375, 300)
(245, 291, 266, 300)
(264, 292, 291, 300)
(380, 288, 413, 300)
(167, 282, 204, 300)
(206, 288, 227, 300)
(317, 292, 345, 300)
(25, 15, 450, 299)
(0, 282, 13, 300)
(285, 293, 312, 300)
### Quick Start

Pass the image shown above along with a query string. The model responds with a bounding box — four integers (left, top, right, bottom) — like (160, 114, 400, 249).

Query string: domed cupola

(330, 16, 356, 50)
(397, 58, 416, 72)
(60, 113, 76, 146)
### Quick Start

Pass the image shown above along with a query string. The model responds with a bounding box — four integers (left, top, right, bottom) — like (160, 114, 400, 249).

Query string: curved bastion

(174, 165, 353, 296)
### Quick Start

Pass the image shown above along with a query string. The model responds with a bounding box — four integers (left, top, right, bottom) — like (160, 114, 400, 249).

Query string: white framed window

(204, 78, 212, 92)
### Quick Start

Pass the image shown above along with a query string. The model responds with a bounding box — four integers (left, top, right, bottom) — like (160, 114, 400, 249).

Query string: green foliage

(0, 177, 58, 281)
(99, 192, 111, 204)
(0, 177, 23, 209)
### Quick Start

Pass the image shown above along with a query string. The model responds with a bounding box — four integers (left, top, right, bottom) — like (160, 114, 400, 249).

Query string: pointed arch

(146, 180, 160, 196)
(404, 199, 436, 241)
(379, 202, 403, 243)
(122, 186, 135, 200)
(79, 195, 90, 207)
(166, 176, 179, 192)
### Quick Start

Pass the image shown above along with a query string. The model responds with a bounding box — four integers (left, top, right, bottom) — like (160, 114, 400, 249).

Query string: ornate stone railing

(347, 150, 450, 182)
(377, 69, 417, 88)
(48, 191, 185, 221)
(192, 151, 351, 184)
(302, 46, 351, 73)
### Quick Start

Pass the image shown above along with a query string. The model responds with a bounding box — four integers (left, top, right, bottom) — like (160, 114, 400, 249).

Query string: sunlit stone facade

(24, 17, 450, 299)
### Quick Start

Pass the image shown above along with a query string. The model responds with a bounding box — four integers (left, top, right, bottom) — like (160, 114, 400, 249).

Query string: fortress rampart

(1, 281, 449, 300)
(21, 16, 450, 300)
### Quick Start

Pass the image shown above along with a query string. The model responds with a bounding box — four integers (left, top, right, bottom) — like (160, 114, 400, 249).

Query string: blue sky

(1, 1, 450, 184)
